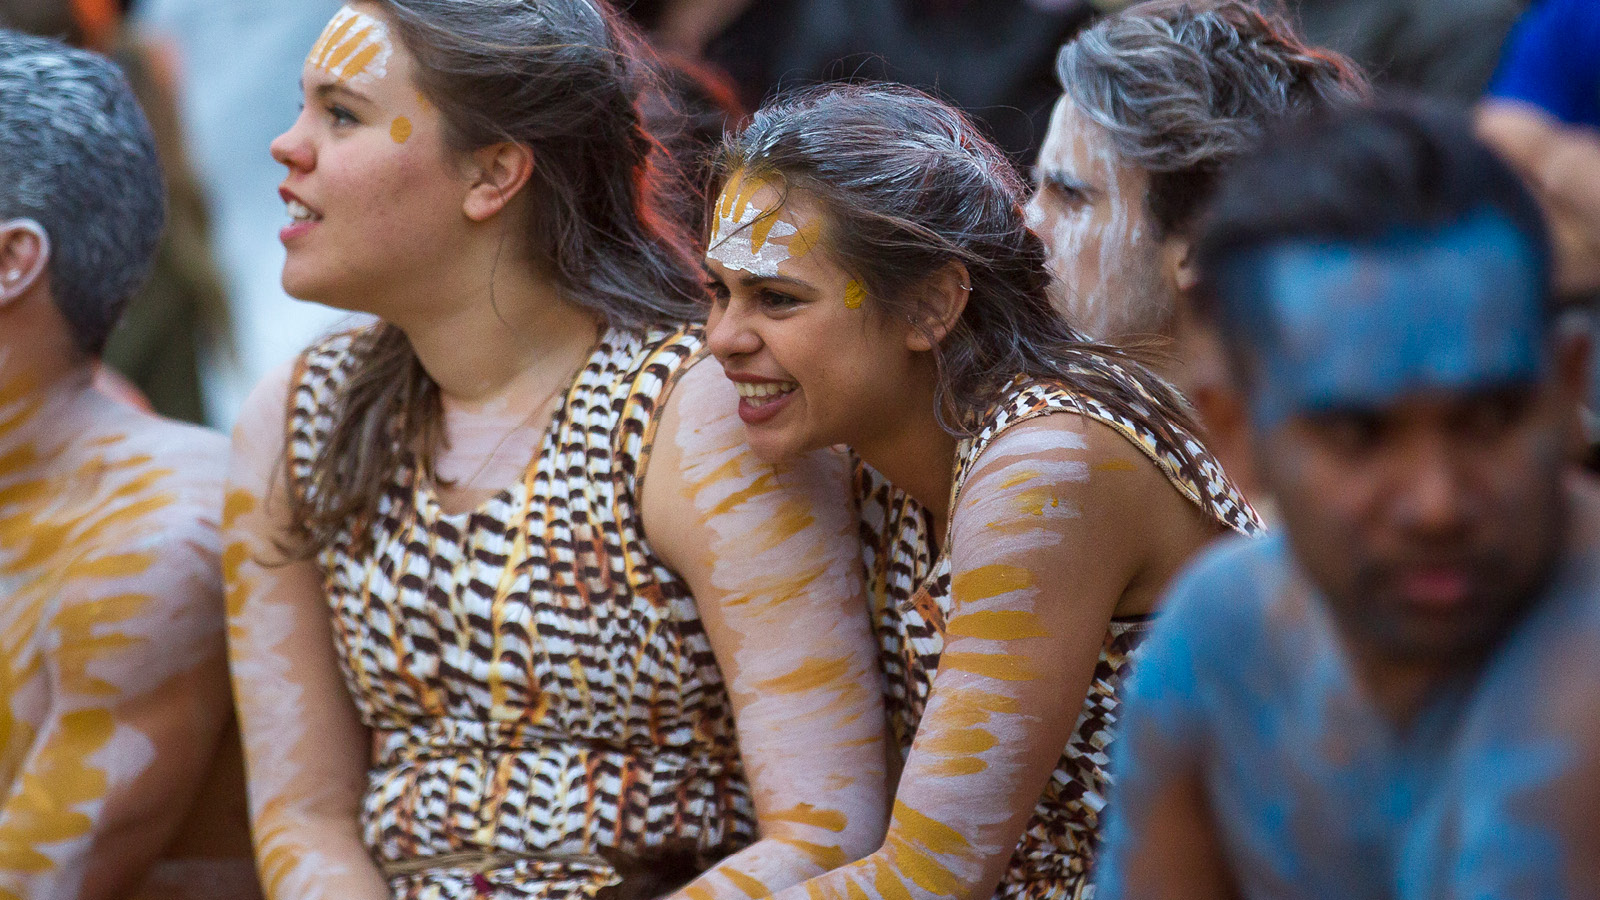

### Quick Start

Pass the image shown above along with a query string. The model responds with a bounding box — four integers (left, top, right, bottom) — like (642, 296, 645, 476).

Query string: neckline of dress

(410, 328, 617, 524)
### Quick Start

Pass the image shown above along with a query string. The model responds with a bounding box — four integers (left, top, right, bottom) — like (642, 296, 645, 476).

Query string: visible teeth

(286, 199, 320, 222)
(734, 381, 797, 406)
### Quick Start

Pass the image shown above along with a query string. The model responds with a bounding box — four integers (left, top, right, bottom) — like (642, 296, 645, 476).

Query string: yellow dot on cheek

(390, 116, 413, 144)
(844, 280, 866, 310)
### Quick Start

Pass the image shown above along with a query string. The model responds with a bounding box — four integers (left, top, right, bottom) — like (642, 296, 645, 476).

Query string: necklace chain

(447, 342, 592, 496)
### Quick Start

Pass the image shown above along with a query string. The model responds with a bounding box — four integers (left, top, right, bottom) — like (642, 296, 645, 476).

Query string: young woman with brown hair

(697, 83, 1260, 900)
(223, 3, 888, 898)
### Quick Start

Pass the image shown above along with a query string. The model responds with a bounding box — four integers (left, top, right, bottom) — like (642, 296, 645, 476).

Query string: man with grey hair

(1025, 0, 1366, 372)
(0, 29, 258, 900)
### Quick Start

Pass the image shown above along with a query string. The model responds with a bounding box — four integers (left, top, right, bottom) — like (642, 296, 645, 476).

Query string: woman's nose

(270, 113, 313, 171)
(705, 300, 762, 362)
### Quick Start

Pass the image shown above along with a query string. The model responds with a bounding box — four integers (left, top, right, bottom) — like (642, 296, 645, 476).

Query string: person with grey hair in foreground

(1026, 0, 1367, 371)
(0, 29, 259, 900)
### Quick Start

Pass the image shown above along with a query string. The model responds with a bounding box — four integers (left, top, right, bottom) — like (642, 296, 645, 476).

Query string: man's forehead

(1221, 210, 1549, 430)
(1041, 97, 1119, 170)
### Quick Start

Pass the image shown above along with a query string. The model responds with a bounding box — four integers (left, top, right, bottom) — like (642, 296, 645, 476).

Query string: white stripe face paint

(1027, 99, 1169, 341)
(307, 5, 394, 86)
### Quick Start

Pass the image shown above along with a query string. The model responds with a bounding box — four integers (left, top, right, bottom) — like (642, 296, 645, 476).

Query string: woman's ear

(0, 219, 50, 307)
(905, 262, 972, 352)
(463, 142, 535, 222)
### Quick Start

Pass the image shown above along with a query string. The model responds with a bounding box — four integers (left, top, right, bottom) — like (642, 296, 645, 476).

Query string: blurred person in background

(1024, 0, 1365, 492)
(0, 0, 227, 424)
(1098, 100, 1600, 900)
(0, 29, 258, 900)
(1478, 0, 1600, 299)
(623, 0, 1098, 160)
(1478, 0, 1600, 466)
(133, 0, 349, 427)
(1285, 0, 1526, 103)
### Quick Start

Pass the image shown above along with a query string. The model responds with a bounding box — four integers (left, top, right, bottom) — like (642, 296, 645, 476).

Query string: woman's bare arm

(768, 415, 1212, 900)
(224, 364, 390, 900)
(644, 359, 890, 900)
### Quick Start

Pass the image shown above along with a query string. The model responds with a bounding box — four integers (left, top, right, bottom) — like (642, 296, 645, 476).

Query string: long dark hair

(711, 82, 1209, 482)
(291, 0, 702, 556)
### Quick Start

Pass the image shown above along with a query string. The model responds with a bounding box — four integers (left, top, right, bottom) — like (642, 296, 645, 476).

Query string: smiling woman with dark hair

(695, 82, 1259, 900)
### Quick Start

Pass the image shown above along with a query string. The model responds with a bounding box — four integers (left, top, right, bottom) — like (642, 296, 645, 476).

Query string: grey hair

(0, 28, 164, 355)
(1057, 0, 1369, 235)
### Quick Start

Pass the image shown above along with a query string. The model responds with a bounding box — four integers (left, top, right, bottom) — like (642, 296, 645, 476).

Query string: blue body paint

(1096, 533, 1600, 900)
(1213, 211, 1548, 429)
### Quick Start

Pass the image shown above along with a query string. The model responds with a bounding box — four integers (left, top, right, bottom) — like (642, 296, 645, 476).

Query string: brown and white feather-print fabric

(856, 366, 1261, 900)
(286, 326, 755, 900)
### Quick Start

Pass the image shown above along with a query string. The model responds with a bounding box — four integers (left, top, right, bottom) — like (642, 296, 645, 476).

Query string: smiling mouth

(734, 381, 797, 407)
(286, 199, 322, 224)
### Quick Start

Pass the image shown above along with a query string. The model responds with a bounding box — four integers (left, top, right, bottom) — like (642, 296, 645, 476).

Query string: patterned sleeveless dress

(286, 325, 756, 900)
(856, 366, 1261, 900)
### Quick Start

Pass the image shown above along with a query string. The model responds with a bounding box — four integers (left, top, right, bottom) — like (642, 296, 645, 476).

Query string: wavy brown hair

(289, 0, 703, 557)
(712, 82, 1212, 486)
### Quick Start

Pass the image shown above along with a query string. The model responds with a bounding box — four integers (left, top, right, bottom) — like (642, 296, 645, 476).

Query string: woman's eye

(327, 105, 359, 126)
(705, 280, 730, 305)
(758, 289, 800, 311)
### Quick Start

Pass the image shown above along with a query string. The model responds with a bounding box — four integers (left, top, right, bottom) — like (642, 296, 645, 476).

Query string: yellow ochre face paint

(390, 116, 413, 144)
(307, 5, 394, 86)
(844, 281, 866, 310)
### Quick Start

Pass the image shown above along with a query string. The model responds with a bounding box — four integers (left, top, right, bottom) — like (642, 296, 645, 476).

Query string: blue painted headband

(1214, 211, 1550, 430)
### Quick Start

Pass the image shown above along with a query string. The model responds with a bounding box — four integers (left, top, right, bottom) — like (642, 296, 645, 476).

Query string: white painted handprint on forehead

(709, 173, 806, 279)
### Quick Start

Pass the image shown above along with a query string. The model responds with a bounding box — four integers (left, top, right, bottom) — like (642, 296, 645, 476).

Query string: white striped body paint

(0, 374, 240, 897)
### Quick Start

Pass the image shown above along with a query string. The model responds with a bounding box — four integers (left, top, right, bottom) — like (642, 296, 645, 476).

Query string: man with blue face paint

(1095, 100, 1600, 899)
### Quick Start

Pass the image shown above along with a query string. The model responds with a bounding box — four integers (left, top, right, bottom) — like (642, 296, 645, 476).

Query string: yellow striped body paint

(0, 376, 233, 895)
(307, 6, 394, 86)
(661, 360, 886, 900)
(737, 422, 1108, 900)
(225, 369, 385, 899)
